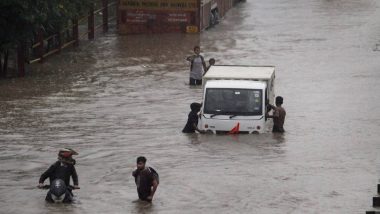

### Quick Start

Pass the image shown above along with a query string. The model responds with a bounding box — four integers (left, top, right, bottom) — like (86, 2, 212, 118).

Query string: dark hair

(190, 102, 202, 112)
(194, 46, 200, 51)
(276, 96, 283, 105)
(136, 156, 147, 164)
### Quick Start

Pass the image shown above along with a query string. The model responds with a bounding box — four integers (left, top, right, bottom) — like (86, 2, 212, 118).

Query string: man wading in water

(266, 96, 286, 133)
(132, 156, 159, 202)
(186, 46, 207, 86)
(182, 102, 205, 133)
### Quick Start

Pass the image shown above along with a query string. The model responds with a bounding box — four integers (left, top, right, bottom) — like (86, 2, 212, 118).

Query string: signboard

(186, 25, 198, 33)
(120, 0, 198, 11)
(123, 10, 192, 24)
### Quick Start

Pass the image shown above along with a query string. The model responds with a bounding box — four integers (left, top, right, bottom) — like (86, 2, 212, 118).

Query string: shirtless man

(266, 96, 286, 133)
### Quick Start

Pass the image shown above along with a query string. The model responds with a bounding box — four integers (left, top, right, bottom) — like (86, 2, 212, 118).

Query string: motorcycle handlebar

(37, 185, 50, 189)
(38, 185, 80, 190)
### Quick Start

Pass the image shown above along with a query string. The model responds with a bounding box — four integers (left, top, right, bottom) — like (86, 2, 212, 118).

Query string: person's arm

(201, 56, 207, 72)
(186, 55, 194, 62)
(38, 162, 57, 187)
(147, 179, 159, 201)
(72, 166, 79, 188)
(266, 107, 279, 119)
(204, 66, 210, 75)
(267, 104, 276, 110)
(192, 123, 205, 134)
(189, 113, 205, 133)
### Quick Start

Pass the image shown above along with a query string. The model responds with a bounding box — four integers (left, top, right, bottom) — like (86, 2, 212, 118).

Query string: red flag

(228, 123, 240, 134)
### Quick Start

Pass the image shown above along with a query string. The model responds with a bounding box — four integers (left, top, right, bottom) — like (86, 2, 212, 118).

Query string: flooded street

(1, 0, 380, 213)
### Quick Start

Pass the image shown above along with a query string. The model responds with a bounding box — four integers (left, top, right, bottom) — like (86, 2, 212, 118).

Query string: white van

(198, 65, 275, 134)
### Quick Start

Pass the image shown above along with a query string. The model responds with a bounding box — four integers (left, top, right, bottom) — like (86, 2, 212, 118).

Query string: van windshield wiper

(210, 112, 231, 118)
(210, 113, 223, 118)
(210, 114, 239, 119)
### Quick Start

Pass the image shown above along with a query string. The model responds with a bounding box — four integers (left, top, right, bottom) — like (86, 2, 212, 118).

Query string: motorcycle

(38, 179, 79, 203)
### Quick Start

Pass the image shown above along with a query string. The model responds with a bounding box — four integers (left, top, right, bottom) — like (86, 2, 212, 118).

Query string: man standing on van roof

(186, 46, 207, 86)
(132, 156, 159, 202)
(266, 96, 286, 133)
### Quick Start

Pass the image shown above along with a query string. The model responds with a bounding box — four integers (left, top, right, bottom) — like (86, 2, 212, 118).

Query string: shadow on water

(132, 200, 154, 213)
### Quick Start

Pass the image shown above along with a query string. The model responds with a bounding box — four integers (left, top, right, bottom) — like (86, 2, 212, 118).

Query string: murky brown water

(1, 0, 380, 213)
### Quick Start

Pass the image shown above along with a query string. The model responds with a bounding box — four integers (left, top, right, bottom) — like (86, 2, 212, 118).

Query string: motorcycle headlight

(51, 194, 65, 203)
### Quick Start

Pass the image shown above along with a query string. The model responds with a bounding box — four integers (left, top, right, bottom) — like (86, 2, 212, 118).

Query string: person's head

(58, 148, 78, 165)
(136, 156, 147, 170)
(209, 58, 215, 65)
(194, 46, 200, 55)
(190, 102, 202, 112)
(275, 96, 283, 106)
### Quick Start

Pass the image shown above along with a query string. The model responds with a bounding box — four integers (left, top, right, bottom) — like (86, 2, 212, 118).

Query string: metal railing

(27, 0, 118, 65)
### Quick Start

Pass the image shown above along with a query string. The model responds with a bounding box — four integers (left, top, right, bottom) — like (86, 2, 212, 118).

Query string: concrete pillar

(88, 6, 95, 40)
(103, 0, 109, 33)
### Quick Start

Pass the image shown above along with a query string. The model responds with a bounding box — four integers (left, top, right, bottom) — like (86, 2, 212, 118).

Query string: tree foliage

(0, 0, 93, 51)
(0, 0, 93, 76)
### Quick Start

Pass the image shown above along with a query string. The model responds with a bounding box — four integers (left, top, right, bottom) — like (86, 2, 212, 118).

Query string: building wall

(118, 0, 234, 34)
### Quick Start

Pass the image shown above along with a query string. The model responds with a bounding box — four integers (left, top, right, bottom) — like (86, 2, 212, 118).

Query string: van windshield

(204, 88, 263, 116)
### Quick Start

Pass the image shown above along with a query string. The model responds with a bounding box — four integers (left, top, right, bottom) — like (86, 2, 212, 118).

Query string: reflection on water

(1, 0, 380, 213)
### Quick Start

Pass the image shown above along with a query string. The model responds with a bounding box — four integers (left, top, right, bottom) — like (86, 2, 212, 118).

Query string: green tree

(0, 0, 92, 77)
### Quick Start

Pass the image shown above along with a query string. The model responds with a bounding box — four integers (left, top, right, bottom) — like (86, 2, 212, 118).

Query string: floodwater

(1, 0, 380, 213)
